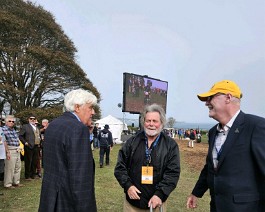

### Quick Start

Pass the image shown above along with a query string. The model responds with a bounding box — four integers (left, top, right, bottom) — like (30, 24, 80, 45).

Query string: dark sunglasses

(29, 118, 36, 120)
(8, 120, 15, 123)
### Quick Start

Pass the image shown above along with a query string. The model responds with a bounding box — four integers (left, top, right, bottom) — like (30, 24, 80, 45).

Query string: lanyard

(215, 129, 227, 161)
(145, 134, 160, 165)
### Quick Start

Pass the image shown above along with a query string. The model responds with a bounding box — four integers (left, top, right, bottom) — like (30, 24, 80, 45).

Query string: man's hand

(127, 185, 141, 200)
(148, 195, 162, 209)
(186, 194, 198, 209)
(6, 151, 11, 160)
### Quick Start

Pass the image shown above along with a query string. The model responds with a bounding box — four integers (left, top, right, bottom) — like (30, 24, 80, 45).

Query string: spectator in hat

(19, 114, 41, 180)
(98, 124, 113, 168)
(187, 80, 265, 212)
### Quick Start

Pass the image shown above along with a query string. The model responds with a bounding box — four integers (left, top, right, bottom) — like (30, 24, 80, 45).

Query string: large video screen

(123, 73, 168, 114)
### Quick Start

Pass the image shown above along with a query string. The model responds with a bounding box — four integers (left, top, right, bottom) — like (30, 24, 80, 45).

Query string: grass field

(0, 139, 210, 212)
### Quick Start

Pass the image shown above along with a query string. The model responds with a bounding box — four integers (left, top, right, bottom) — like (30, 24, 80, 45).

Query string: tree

(166, 117, 176, 128)
(0, 97, 7, 119)
(15, 106, 63, 125)
(0, 0, 101, 118)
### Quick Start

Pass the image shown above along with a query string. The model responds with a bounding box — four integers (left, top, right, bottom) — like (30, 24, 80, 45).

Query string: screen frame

(122, 72, 168, 114)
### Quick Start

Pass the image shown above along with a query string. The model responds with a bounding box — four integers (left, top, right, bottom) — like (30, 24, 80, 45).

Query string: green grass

(0, 143, 210, 211)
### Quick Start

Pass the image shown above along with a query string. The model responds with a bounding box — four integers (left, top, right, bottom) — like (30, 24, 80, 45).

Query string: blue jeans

(93, 138, 99, 148)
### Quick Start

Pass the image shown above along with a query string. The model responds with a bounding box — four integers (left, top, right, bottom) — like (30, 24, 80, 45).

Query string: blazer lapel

(208, 126, 218, 167)
(217, 112, 245, 169)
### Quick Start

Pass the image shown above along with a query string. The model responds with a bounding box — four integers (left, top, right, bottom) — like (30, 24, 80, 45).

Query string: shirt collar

(71, 112, 81, 122)
(217, 110, 240, 132)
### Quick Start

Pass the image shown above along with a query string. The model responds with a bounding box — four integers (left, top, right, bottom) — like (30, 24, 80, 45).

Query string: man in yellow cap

(186, 80, 265, 212)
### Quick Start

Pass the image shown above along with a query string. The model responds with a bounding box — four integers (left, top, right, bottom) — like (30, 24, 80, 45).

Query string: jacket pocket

(233, 193, 260, 203)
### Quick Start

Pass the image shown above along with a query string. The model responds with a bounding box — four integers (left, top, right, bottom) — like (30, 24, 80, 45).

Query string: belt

(7, 146, 19, 150)
(8, 147, 21, 153)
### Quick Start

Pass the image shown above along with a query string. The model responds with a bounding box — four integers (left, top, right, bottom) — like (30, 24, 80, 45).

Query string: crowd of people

(1, 79, 265, 212)
(164, 128, 202, 148)
(0, 115, 49, 192)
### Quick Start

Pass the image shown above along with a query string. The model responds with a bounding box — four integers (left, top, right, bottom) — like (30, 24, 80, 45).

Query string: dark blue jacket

(192, 111, 265, 212)
(39, 112, 97, 212)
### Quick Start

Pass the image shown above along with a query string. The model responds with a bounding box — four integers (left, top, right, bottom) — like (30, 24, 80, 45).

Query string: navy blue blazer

(39, 112, 97, 212)
(192, 111, 265, 212)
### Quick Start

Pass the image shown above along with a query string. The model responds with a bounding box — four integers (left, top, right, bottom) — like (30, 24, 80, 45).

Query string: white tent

(95, 115, 128, 144)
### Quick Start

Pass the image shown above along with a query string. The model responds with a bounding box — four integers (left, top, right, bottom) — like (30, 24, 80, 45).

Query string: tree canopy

(166, 117, 176, 128)
(0, 0, 101, 120)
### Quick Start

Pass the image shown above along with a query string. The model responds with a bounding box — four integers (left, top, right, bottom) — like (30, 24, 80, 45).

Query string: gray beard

(144, 126, 163, 137)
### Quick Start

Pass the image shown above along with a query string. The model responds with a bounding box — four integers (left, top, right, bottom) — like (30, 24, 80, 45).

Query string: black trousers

(0, 159, 4, 181)
(24, 145, 39, 179)
(99, 146, 110, 166)
(210, 198, 217, 212)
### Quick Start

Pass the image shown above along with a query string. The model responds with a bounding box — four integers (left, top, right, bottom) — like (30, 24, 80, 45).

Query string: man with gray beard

(114, 104, 180, 212)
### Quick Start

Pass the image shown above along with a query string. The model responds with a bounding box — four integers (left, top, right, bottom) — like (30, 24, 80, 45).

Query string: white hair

(64, 89, 97, 112)
(42, 119, 49, 123)
(5, 115, 15, 122)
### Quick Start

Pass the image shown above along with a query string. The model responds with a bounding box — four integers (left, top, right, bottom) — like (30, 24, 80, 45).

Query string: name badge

(141, 166, 153, 184)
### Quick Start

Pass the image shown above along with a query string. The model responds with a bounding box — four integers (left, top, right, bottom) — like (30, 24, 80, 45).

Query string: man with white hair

(187, 80, 265, 212)
(115, 104, 180, 212)
(39, 89, 98, 212)
(2, 115, 23, 188)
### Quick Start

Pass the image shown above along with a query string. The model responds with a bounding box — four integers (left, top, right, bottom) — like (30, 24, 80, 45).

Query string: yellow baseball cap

(197, 80, 243, 101)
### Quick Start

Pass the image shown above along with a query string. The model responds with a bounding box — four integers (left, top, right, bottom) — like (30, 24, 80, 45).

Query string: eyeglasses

(29, 118, 36, 120)
(207, 93, 226, 102)
(8, 120, 15, 123)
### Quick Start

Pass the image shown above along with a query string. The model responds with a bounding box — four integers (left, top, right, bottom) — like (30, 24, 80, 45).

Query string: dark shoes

(4, 184, 24, 189)
(100, 163, 109, 168)
(4, 186, 15, 189)
(12, 184, 24, 187)
(26, 172, 42, 180)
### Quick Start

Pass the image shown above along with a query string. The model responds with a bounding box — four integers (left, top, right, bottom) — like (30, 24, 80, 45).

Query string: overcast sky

(31, 0, 265, 124)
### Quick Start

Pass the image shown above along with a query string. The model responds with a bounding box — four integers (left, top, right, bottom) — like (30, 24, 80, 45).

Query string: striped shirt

(2, 126, 20, 147)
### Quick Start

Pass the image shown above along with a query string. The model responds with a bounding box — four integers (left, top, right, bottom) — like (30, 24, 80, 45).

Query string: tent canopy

(95, 115, 128, 144)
